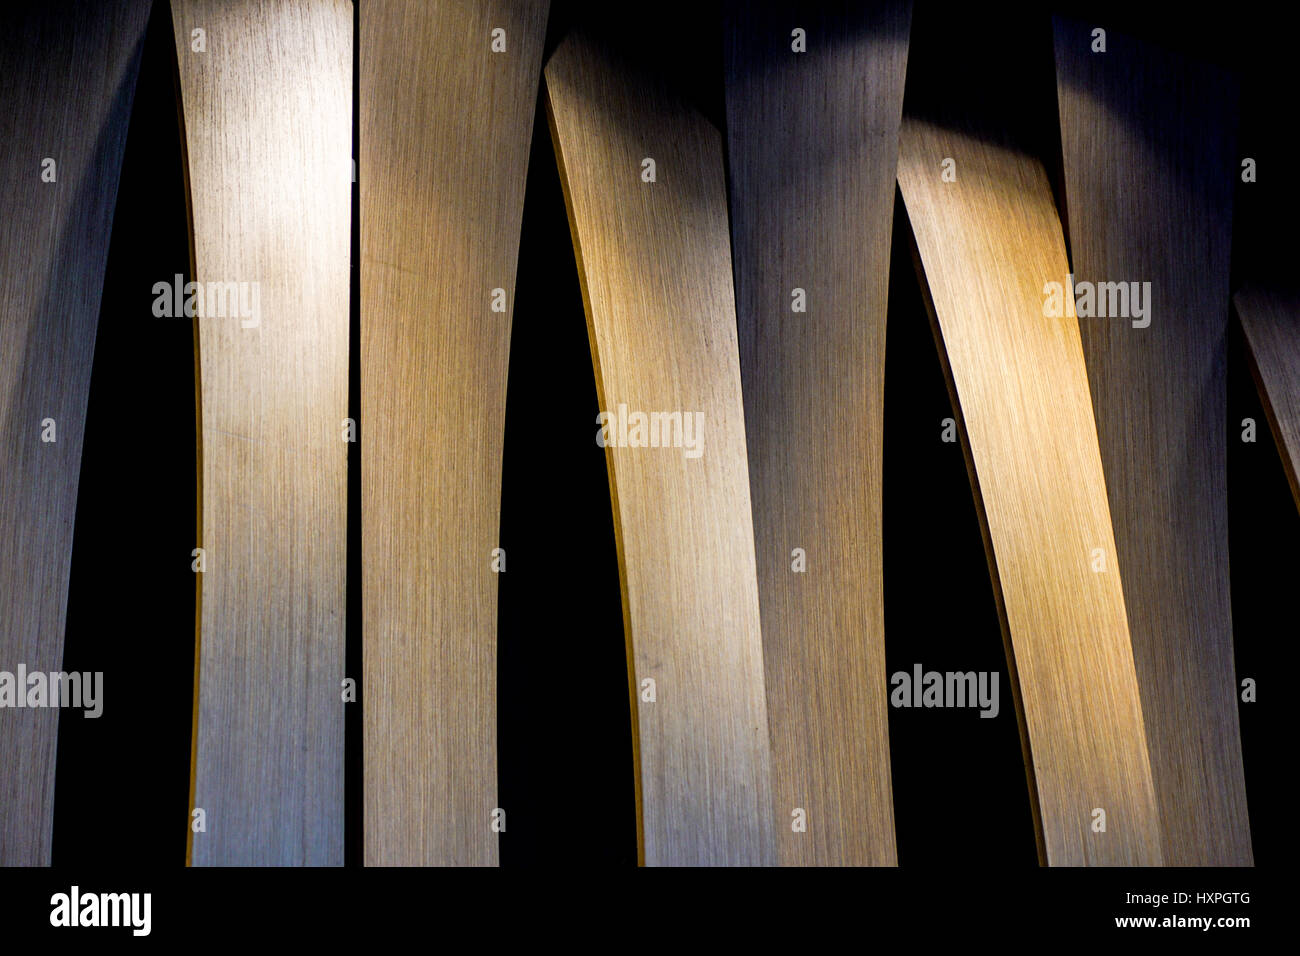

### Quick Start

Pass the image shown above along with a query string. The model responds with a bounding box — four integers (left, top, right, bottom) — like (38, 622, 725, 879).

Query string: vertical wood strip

(897, 117, 1163, 865)
(0, 0, 151, 866)
(360, 0, 549, 866)
(723, 1, 910, 866)
(1054, 20, 1252, 866)
(171, 0, 352, 865)
(546, 29, 774, 866)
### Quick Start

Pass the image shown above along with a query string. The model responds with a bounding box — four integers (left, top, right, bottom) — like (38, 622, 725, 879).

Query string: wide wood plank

(1054, 19, 1252, 866)
(171, 0, 352, 865)
(897, 117, 1162, 865)
(546, 29, 774, 866)
(360, 0, 549, 866)
(723, 1, 910, 866)
(0, 0, 151, 866)
(1237, 285, 1300, 512)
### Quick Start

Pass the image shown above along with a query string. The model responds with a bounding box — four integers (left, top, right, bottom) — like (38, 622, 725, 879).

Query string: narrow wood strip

(170, 0, 352, 865)
(0, 0, 151, 866)
(1054, 19, 1252, 866)
(546, 29, 774, 866)
(897, 118, 1162, 865)
(360, 0, 549, 866)
(1237, 285, 1300, 512)
(722, 1, 910, 866)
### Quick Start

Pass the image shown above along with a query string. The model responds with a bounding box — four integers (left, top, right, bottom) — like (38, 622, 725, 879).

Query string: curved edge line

(543, 75, 646, 868)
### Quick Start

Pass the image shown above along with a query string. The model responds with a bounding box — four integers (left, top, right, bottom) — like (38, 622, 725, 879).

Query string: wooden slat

(897, 117, 1162, 865)
(360, 0, 549, 866)
(1237, 285, 1300, 512)
(171, 0, 352, 865)
(546, 30, 774, 866)
(0, 0, 151, 866)
(1054, 20, 1252, 866)
(722, 1, 910, 866)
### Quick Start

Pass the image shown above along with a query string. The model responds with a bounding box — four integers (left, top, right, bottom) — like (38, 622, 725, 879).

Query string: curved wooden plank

(897, 117, 1162, 865)
(1237, 285, 1300, 513)
(0, 0, 151, 866)
(722, 1, 910, 866)
(170, 0, 352, 865)
(360, 0, 549, 866)
(1054, 19, 1252, 866)
(546, 30, 774, 866)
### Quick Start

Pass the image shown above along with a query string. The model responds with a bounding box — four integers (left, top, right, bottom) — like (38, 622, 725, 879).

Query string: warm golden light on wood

(898, 117, 1162, 866)
(546, 29, 775, 866)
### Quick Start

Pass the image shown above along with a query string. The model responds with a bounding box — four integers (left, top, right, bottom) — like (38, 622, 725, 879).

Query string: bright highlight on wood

(897, 115, 1163, 866)
(547, 28, 775, 866)
(171, 0, 352, 866)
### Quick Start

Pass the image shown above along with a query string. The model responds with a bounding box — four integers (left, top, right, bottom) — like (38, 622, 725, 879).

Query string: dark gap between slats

(54, 0, 195, 866)
(496, 93, 637, 866)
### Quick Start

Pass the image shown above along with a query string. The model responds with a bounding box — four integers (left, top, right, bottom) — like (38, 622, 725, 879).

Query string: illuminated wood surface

(1237, 285, 1300, 512)
(897, 117, 1162, 866)
(1054, 20, 1251, 866)
(546, 30, 775, 866)
(360, 0, 549, 866)
(723, 1, 910, 866)
(0, 0, 151, 866)
(171, 0, 352, 865)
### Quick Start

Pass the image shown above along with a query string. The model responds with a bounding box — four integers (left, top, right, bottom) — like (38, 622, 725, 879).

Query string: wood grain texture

(897, 118, 1162, 865)
(723, 1, 910, 866)
(171, 0, 352, 865)
(0, 0, 151, 866)
(360, 0, 548, 866)
(1054, 20, 1252, 866)
(546, 30, 774, 866)
(1237, 285, 1300, 512)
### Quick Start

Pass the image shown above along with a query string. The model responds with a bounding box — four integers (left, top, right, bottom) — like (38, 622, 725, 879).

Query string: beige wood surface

(723, 1, 910, 866)
(546, 30, 774, 867)
(1237, 285, 1300, 512)
(360, 0, 549, 866)
(897, 117, 1162, 865)
(171, 0, 352, 866)
(0, 0, 152, 866)
(1054, 20, 1252, 866)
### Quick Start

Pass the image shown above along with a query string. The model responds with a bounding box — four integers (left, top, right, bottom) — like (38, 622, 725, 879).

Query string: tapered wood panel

(1237, 285, 1300, 512)
(897, 118, 1162, 865)
(0, 0, 151, 866)
(360, 0, 549, 866)
(1054, 20, 1251, 866)
(546, 31, 774, 866)
(171, 0, 352, 865)
(723, 1, 910, 866)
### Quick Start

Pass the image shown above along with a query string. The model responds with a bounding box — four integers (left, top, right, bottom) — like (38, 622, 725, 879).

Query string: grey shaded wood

(546, 30, 775, 866)
(1236, 284, 1300, 514)
(360, 0, 549, 866)
(723, 0, 910, 866)
(0, 0, 151, 867)
(171, 0, 352, 865)
(1054, 19, 1252, 866)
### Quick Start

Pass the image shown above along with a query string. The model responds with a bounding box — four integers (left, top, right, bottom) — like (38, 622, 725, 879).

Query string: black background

(5, 0, 1284, 925)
